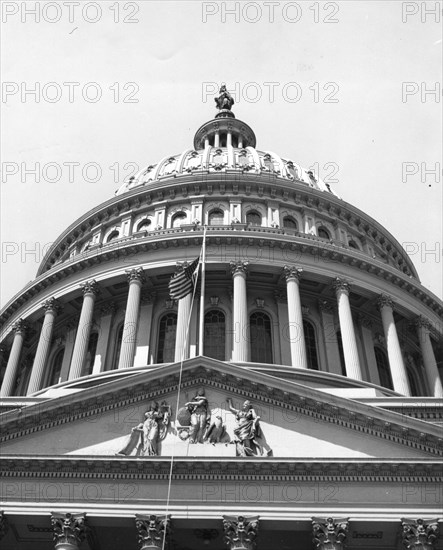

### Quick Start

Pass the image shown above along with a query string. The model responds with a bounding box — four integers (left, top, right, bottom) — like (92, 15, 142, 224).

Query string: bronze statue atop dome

(215, 84, 234, 111)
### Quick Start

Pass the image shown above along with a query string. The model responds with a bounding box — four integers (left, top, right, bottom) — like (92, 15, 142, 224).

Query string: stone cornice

(0, 456, 441, 483)
(0, 361, 442, 455)
(1, 230, 441, 333)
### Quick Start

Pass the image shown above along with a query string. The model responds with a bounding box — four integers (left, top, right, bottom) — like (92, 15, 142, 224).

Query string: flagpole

(198, 224, 207, 355)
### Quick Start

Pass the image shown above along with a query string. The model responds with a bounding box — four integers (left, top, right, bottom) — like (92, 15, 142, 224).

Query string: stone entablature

(35, 175, 417, 279)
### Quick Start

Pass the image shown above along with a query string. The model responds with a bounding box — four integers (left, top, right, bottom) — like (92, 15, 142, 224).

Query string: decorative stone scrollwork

(230, 260, 249, 276)
(51, 512, 87, 550)
(42, 297, 62, 314)
(377, 293, 395, 311)
(222, 515, 259, 550)
(135, 514, 170, 550)
(283, 265, 303, 282)
(80, 279, 100, 296)
(12, 319, 28, 334)
(126, 267, 146, 285)
(312, 517, 349, 550)
(401, 518, 440, 549)
(332, 278, 351, 295)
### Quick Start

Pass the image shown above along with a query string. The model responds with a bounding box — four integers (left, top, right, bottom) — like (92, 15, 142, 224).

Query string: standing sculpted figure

(226, 398, 262, 456)
(185, 389, 209, 443)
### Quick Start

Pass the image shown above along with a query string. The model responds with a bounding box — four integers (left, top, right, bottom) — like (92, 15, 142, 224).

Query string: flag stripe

(168, 258, 200, 300)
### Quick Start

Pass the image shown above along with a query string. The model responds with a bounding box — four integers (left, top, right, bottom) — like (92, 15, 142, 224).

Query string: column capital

(12, 319, 28, 334)
(126, 267, 146, 285)
(318, 299, 334, 314)
(223, 515, 259, 550)
(332, 278, 351, 295)
(415, 315, 432, 330)
(358, 313, 373, 329)
(377, 293, 395, 311)
(80, 280, 100, 296)
(135, 514, 170, 550)
(312, 517, 349, 549)
(401, 518, 440, 549)
(42, 297, 62, 315)
(51, 512, 87, 549)
(230, 260, 249, 276)
(283, 265, 303, 282)
(0, 511, 9, 541)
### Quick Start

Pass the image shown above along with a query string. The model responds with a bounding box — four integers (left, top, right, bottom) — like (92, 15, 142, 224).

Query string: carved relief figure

(204, 415, 227, 444)
(117, 401, 170, 457)
(185, 389, 209, 443)
(226, 398, 272, 457)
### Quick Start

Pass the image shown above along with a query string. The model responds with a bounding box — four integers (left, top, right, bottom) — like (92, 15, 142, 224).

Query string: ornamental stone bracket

(312, 517, 349, 550)
(51, 512, 87, 550)
(135, 514, 171, 550)
(223, 515, 259, 550)
(401, 518, 440, 549)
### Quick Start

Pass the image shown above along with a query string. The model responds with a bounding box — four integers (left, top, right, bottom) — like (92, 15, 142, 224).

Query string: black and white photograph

(0, 1, 442, 548)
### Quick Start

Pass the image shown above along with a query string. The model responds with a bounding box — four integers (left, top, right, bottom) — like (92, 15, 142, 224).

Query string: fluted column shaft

(378, 295, 411, 396)
(175, 293, 192, 362)
(69, 281, 99, 380)
(333, 279, 363, 381)
(416, 317, 443, 398)
(27, 298, 61, 394)
(284, 266, 308, 369)
(0, 320, 27, 397)
(118, 269, 145, 369)
(231, 262, 249, 362)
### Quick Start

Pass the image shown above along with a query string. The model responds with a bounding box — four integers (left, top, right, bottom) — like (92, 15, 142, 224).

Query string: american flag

(168, 258, 200, 300)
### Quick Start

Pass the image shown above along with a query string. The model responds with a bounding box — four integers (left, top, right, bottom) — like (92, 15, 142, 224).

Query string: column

(69, 280, 100, 381)
(377, 294, 411, 396)
(0, 319, 27, 397)
(283, 266, 308, 369)
(358, 314, 380, 385)
(133, 293, 156, 367)
(92, 302, 116, 374)
(332, 279, 363, 381)
(416, 316, 443, 398)
(401, 518, 439, 549)
(135, 514, 170, 550)
(230, 261, 249, 362)
(27, 298, 62, 394)
(275, 291, 291, 366)
(223, 515, 259, 550)
(51, 512, 87, 550)
(174, 261, 195, 362)
(118, 268, 145, 369)
(312, 517, 349, 550)
(318, 300, 342, 376)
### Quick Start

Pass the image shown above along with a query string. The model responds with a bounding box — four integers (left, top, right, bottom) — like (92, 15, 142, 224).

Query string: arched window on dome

(374, 347, 393, 390)
(110, 325, 124, 371)
(106, 230, 120, 243)
(246, 211, 262, 227)
(303, 320, 319, 370)
(157, 313, 177, 363)
(348, 240, 359, 250)
(137, 219, 151, 232)
(250, 311, 273, 364)
(336, 331, 347, 376)
(204, 310, 226, 360)
(318, 226, 331, 240)
(283, 216, 298, 231)
(171, 212, 187, 228)
(47, 348, 64, 387)
(82, 332, 98, 377)
(208, 209, 224, 226)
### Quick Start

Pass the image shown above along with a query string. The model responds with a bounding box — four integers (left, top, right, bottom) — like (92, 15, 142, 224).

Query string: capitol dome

(0, 87, 442, 550)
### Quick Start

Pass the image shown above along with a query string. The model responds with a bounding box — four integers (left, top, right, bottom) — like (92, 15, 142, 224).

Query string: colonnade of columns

(0, 513, 437, 550)
(0, 268, 442, 398)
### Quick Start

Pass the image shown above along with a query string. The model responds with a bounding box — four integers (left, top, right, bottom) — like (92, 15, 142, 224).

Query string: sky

(1, 0, 442, 308)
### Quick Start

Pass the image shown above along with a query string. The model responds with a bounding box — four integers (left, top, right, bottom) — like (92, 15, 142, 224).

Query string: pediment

(1, 357, 441, 460)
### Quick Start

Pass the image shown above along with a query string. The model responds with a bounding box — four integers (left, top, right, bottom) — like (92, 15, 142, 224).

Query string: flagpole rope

(162, 236, 204, 548)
